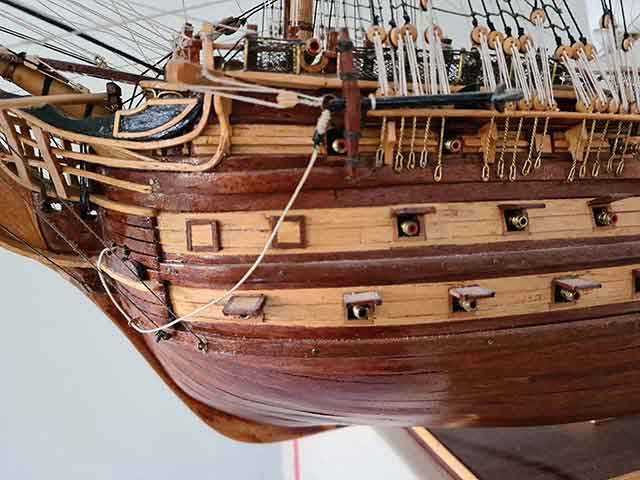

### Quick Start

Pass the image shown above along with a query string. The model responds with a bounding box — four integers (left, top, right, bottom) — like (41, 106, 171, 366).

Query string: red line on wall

(293, 439, 301, 480)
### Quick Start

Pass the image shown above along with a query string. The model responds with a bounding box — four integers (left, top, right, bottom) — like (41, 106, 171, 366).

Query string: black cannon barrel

(328, 84, 524, 113)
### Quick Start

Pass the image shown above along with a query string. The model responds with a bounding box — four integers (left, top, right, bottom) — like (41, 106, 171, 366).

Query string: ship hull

(150, 304, 640, 428)
(2, 91, 640, 441)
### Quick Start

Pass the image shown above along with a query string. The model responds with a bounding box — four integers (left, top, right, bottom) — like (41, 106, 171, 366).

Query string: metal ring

(433, 164, 443, 182)
(481, 164, 490, 182)
(407, 151, 416, 169)
(419, 150, 429, 168)
(394, 151, 404, 172)
(579, 161, 587, 178)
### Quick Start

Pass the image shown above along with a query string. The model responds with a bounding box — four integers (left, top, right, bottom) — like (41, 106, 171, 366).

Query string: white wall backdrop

(0, 250, 282, 479)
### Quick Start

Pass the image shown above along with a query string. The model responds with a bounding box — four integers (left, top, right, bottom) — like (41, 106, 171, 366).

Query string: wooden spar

(0, 93, 108, 109)
(0, 55, 111, 118)
(0, 54, 156, 85)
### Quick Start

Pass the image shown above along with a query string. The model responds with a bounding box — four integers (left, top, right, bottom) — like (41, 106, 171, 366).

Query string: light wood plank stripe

(166, 264, 640, 327)
(157, 198, 640, 257)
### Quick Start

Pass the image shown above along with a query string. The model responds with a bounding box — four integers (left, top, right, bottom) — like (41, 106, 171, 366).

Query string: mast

(288, 0, 314, 39)
(0, 53, 111, 118)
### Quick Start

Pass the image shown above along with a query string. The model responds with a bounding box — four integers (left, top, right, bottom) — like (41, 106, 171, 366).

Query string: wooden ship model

(0, 0, 639, 443)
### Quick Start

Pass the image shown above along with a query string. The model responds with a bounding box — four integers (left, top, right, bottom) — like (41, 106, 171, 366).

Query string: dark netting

(352, 46, 378, 80)
(443, 49, 482, 86)
(352, 47, 482, 87)
(242, 37, 573, 91)
(244, 37, 301, 73)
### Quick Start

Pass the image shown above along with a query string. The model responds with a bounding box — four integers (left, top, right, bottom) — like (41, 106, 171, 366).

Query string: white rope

(389, 47, 399, 93)
(563, 55, 590, 107)
(200, 67, 323, 106)
(3, 9, 97, 62)
(525, 47, 545, 105)
(604, 25, 628, 111)
(98, 109, 332, 334)
(577, 51, 607, 106)
(533, 16, 555, 108)
(574, 57, 596, 104)
(479, 32, 496, 91)
(396, 35, 408, 96)
(434, 35, 450, 94)
(7, 0, 236, 50)
(51, 0, 168, 55)
(405, 31, 423, 95)
(424, 29, 437, 93)
(373, 32, 390, 95)
(511, 48, 531, 103)
(113, 0, 190, 35)
(593, 53, 617, 104)
(494, 42, 512, 90)
(421, 42, 432, 95)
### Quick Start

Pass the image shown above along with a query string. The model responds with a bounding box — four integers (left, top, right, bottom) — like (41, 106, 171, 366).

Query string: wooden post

(338, 28, 361, 180)
(32, 126, 68, 199)
(0, 111, 31, 183)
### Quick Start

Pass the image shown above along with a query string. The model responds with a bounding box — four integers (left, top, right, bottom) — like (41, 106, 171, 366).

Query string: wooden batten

(0, 93, 108, 110)
(200, 22, 216, 72)
(479, 121, 497, 164)
(32, 126, 68, 199)
(409, 427, 478, 480)
(0, 111, 32, 185)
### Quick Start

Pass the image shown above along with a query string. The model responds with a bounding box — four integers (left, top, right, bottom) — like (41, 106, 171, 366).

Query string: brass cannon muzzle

(596, 210, 617, 227)
(351, 304, 370, 320)
(458, 298, 478, 312)
(305, 37, 322, 56)
(559, 288, 580, 302)
(444, 138, 463, 154)
(331, 138, 348, 154)
(508, 214, 529, 231)
(400, 219, 420, 237)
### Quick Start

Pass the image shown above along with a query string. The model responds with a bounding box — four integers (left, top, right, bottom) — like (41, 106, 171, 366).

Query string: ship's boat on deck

(0, 0, 639, 443)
